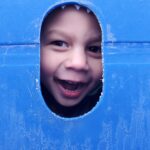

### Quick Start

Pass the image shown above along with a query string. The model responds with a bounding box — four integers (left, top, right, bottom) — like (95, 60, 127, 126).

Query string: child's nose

(65, 47, 89, 71)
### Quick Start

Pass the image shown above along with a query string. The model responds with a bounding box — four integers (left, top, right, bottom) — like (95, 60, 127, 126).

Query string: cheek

(40, 52, 55, 77)
(98, 62, 103, 77)
(90, 59, 103, 80)
(40, 48, 67, 74)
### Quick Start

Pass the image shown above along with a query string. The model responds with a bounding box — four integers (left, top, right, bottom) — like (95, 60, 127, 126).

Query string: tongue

(60, 80, 81, 91)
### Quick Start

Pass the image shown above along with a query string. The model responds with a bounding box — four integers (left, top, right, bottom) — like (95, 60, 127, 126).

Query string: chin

(58, 99, 82, 107)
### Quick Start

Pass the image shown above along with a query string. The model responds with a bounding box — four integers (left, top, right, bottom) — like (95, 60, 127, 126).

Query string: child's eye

(87, 45, 102, 58)
(50, 40, 68, 48)
(87, 45, 101, 53)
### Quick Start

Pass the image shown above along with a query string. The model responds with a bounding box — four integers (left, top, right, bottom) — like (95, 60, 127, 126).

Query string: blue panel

(0, 0, 150, 149)
(0, 0, 150, 43)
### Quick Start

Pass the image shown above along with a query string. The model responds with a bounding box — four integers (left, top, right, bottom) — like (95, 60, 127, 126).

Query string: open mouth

(59, 80, 85, 91)
(54, 77, 87, 98)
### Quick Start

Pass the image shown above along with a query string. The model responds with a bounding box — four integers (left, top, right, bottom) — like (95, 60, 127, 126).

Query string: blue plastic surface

(0, 0, 150, 149)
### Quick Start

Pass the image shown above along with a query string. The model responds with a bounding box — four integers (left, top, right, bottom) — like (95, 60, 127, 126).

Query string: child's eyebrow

(87, 34, 102, 43)
(44, 29, 102, 43)
(45, 29, 70, 39)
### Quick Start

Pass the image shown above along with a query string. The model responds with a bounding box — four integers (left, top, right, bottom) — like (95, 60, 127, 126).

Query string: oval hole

(40, 2, 103, 118)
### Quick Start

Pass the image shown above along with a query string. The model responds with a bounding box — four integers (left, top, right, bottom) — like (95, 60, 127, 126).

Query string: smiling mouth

(54, 77, 87, 98)
(59, 80, 85, 90)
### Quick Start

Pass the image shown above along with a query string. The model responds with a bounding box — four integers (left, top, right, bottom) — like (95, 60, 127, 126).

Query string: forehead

(42, 5, 101, 32)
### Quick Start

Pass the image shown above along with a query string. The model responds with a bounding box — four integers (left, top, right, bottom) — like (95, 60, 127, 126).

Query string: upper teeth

(87, 9, 90, 13)
(60, 4, 91, 14)
(61, 5, 66, 10)
(74, 5, 80, 10)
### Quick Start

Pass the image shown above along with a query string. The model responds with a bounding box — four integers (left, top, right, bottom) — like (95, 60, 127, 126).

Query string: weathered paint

(0, 0, 150, 149)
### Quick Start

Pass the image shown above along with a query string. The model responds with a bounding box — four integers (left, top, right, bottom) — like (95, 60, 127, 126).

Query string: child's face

(40, 6, 102, 107)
